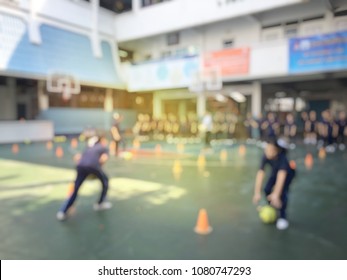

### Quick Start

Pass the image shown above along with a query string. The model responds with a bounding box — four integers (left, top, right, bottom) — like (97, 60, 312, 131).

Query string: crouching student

(252, 138, 296, 230)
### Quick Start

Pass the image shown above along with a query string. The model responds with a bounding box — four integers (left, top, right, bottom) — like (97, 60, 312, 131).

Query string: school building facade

(0, 0, 347, 142)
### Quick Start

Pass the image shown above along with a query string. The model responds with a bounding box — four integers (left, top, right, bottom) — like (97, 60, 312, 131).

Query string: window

(167, 32, 179, 46)
(302, 25, 322, 36)
(0, 76, 6, 86)
(223, 39, 234, 48)
(161, 50, 172, 58)
(335, 17, 347, 31)
(261, 28, 281, 41)
(262, 24, 282, 41)
(142, 0, 171, 8)
(284, 27, 297, 38)
(284, 24, 298, 38)
(118, 48, 133, 63)
(81, 0, 132, 14)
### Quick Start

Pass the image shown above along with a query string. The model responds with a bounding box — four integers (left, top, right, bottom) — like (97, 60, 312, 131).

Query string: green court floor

(0, 140, 346, 259)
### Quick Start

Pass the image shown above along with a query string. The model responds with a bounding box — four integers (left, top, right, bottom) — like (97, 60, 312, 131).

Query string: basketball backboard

(46, 72, 81, 101)
(189, 67, 222, 93)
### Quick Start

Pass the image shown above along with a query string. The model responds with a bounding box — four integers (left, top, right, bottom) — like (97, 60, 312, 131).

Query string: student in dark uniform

(323, 110, 338, 152)
(304, 110, 318, 145)
(336, 111, 347, 150)
(56, 135, 111, 221)
(244, 112, 254, 140)
(263, 112, 279, 141)
(298, 111, 308, 140)
(255, 113, 265, 141)
(318, 110, 329, 148)
(252, 138, 296, 230)
(284, 113, 297, 141)
(111, 113, 125, 156)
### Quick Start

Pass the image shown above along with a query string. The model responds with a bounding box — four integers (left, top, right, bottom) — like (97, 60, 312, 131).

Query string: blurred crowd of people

(132, 112, 239, 140)
(245, 110, 347, 152)
(132, 109, 346, 152)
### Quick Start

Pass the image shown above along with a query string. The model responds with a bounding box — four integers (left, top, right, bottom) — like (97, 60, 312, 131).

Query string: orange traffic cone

(194, 208, 213, 235)
(46, 141, 53, 150)
(305, 153, 313, 170)
(172, 160, 182, 180)
(71, 138, 78, 149)
(239, 144, 246, 156)
(318, 147, 326, 159)
(55, 146, 64, 158)
(155, 144, 162, 155)
(220, 149, 228, 162)
(12, 144, 19, 154)
(289, 160, 296, 170)
(133, 138, 140, 149)
(197, 153, 206, 170)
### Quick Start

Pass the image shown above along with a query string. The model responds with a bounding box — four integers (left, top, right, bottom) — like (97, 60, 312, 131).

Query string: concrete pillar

(324, 9, 334, 33)
(0, 78, 16, 120)
(38, 80, 48, 111)
(28, 0, 42, 44)
(132, 0, 140, 13)
(8, 78, 16, 120)
(104, 88, 114, 112)
(178, 101, 186, 120)
(153, 92, 163, 119)
(104, 88, 114, 130)
(197, 93, 206, 119)
(91, 0, 102, 58)
(252, 81, 262, 118)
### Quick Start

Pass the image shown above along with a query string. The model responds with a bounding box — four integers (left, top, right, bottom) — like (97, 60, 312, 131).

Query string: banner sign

(289, 30, 347, 73)
(204, 48, 250, 77)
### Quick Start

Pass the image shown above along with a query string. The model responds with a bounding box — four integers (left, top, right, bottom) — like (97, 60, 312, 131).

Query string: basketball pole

(104, 88, 114, 133)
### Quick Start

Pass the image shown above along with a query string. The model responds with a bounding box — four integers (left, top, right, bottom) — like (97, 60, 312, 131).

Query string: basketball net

(62, 84, 72, 102)
(189, 67, 222, 93)
(46, 72, 81, 102)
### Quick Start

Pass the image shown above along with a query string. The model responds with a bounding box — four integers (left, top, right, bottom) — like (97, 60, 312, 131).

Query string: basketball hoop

(205, 67, 222, 91)
(189, 67, 222, 93)
(47, 72, 80, 101)
(189, 71, 204, 93)
(62, 84, 72, 102)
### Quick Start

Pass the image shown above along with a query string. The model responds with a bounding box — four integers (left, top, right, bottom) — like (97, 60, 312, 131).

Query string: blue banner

(289, 30, 347, 73)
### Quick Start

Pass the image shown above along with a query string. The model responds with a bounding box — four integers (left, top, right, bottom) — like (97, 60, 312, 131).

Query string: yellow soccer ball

(259, 205, 277, 224)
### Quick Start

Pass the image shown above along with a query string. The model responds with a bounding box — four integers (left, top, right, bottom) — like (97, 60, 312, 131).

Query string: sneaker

(276, 218, 289, 230)
(93, 201, 113, 211)
(326, 145, 336, 153)
(56, 211, 66, 221)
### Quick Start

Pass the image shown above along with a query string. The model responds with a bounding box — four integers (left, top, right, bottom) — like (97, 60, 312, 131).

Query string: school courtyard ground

(0, 139, 346, 260)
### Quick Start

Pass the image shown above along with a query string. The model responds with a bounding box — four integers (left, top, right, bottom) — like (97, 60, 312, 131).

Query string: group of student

(56, 125, 299, 232)
(245, 110, 347, 151)
(56, 109, 346, 231)
(132, 113, 200, 139)
(132, 112, 242, 140)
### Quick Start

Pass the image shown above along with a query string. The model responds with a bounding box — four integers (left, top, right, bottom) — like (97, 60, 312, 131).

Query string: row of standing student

(132, 112, 240, 139)
(245, 110, 347, 150)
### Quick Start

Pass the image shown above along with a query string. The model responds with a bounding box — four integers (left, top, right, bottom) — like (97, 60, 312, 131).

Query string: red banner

(204, 47, 250, 76)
